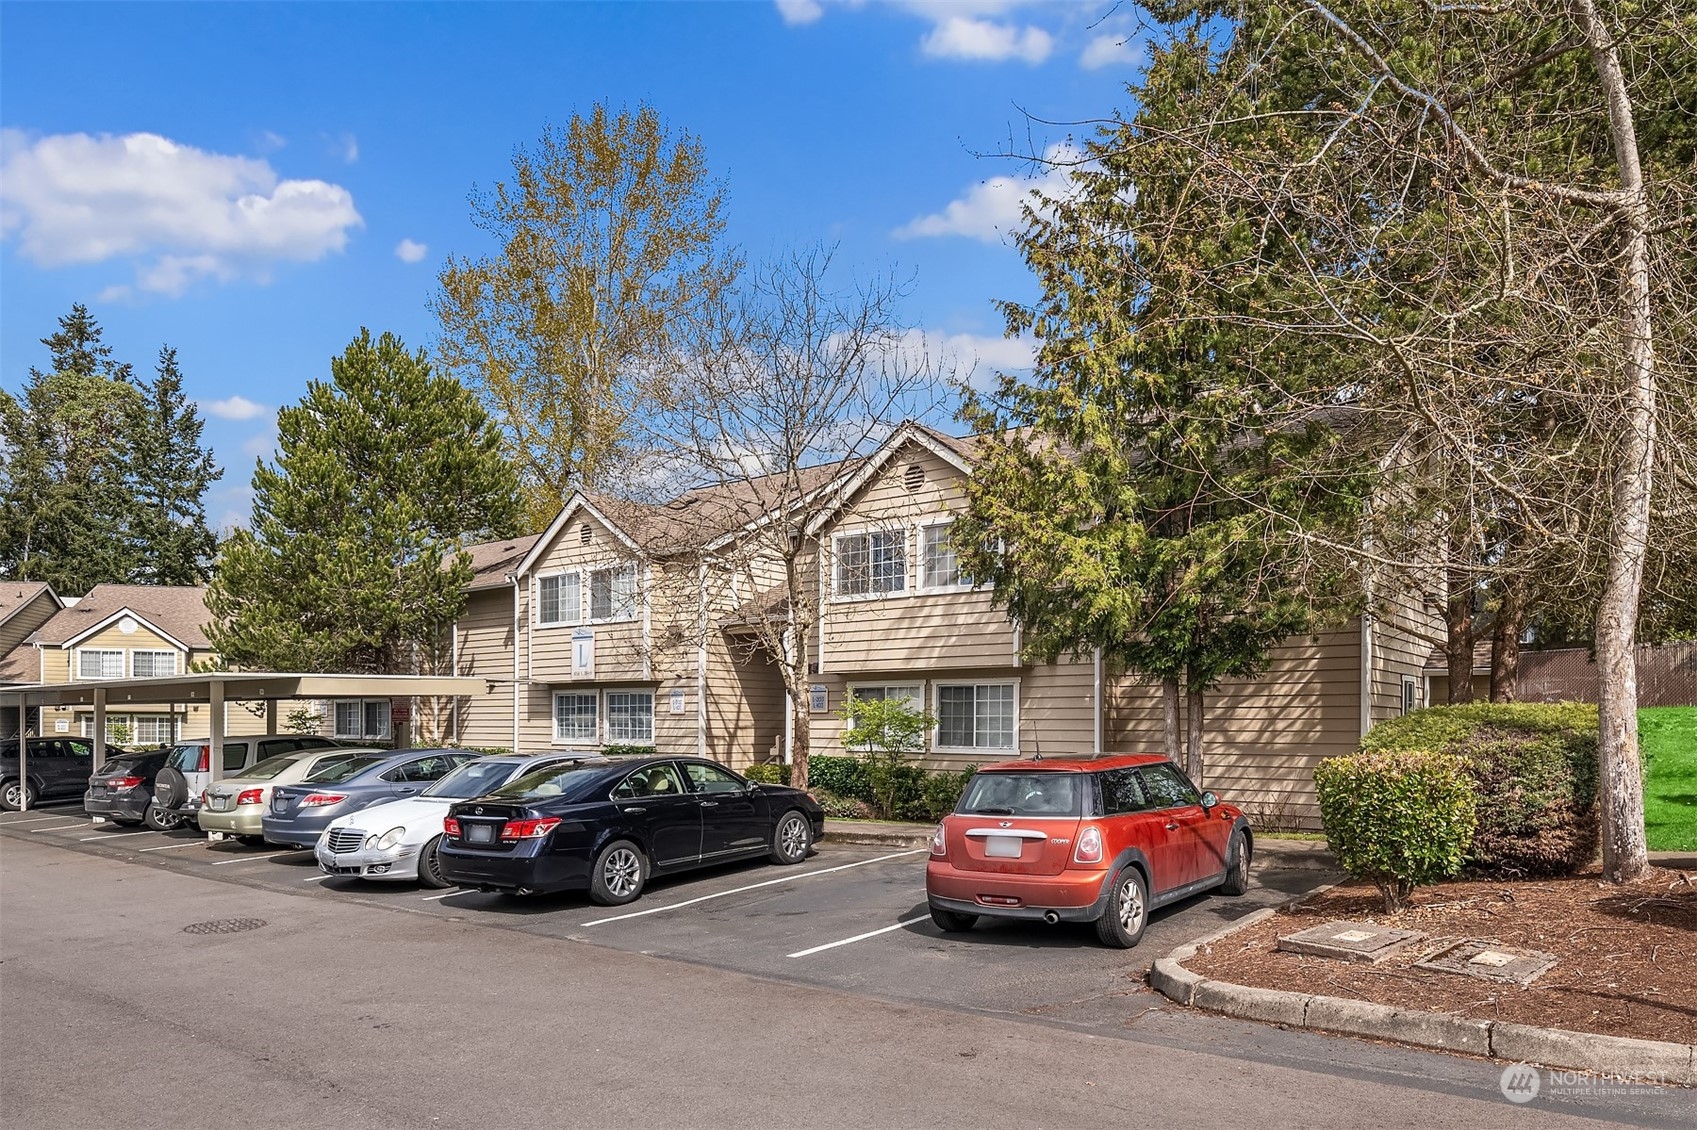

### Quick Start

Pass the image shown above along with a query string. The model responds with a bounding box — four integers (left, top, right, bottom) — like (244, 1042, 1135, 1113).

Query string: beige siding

(705, 633, 786, 769)
(1369, 591, 1445, 726)
(452, 588, 518, 749)
(38, 629, 218, 741)
(0, 592, 59, 656)
(527, 510, 651, 685)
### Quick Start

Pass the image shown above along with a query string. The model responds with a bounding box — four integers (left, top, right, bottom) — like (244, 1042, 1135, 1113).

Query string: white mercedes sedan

(314, 752, 603, 887)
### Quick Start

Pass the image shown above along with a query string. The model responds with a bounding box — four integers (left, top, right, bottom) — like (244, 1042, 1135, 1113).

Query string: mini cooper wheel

(142, 803, 182, 831)
(416, 834, 450, 889)
(1095, 867, 1149, 949)
(929, 905, 978, 933)
(589, 839, 648, 906)
(1219, 833, 1251, 896)
(1, 778, 37, 811)
(768, 810, 811, 865)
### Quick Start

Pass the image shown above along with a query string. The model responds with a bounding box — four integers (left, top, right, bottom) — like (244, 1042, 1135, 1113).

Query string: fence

(1516, 642, 1697, 707)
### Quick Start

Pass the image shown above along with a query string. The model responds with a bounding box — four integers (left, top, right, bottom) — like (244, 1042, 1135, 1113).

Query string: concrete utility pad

(1277, 920, 1426, 964)
(1414, 939, 1557, 985)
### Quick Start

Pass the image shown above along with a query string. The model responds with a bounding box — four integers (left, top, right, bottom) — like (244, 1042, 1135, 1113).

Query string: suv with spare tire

(151, 735, 347, 830)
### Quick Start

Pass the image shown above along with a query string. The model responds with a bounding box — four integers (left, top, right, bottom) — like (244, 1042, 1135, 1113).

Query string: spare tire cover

(154, 766, 188, 809)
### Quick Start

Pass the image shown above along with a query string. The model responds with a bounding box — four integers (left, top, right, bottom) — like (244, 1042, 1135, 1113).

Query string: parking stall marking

(137, 840, 211, 852)
(787, 914, 931, 958)
(3, 814, 89, 827)
(28, 821, 89, 833)
(302, 874, 330, 882)
(579, 848, 927, 927)
(78, 830, 157, 842)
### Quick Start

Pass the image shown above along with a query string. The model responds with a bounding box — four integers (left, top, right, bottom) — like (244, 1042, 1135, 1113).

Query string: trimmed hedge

(796, 754, 976, 822)
(1316, 749, 1478, 911)
(742, 762, 789, 785)
(1362, 702, 1600, 877)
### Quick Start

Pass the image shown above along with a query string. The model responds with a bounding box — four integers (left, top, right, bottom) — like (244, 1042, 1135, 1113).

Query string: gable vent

(903, 463, 925, 493)
(580, 525, 593, 546)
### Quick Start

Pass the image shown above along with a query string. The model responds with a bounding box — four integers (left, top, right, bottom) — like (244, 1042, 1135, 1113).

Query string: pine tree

(207, 329, 524, 674)
(128, 346, 222, 585)
(35, 303, 132, 383)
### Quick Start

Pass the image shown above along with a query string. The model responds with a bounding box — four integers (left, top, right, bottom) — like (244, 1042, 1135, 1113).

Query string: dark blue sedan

(439, 756, 825, 904)
(262, 749, 476, 849)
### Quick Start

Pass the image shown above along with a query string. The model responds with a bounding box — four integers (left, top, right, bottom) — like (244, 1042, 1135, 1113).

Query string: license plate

(91, 787, 107, 797)
(985, 836, 1023, 858)
(466, 824, 494, 844)
(210, 797, 229, 811)
(272, 797, 287, 813)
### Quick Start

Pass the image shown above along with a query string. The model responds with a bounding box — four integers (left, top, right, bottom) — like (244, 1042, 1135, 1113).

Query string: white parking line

(138, 840, 209, 852)
(210, 851, 303, 866)
(421, 891, 458, 901)
(28, 821, 89, 833)
(303, 874, 330, 882)
(580, 848, 926, 927)
(787, 914, 930, 958)
(79, 830, 157, 842)
(3, 814, 87, 827)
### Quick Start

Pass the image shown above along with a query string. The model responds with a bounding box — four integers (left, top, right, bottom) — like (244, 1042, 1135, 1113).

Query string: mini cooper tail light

(500, 817, 563, 840)
(300, 792, 347, 807)
(107, 776, 143, 789)
(236, 789, 264, 806)
(929, 823, 947, 856)
(443, 816, 462, 836)
(1073, 825, 1104, 864)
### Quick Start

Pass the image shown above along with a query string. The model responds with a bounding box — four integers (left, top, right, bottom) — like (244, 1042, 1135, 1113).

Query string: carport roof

(0, 671, 492, 708)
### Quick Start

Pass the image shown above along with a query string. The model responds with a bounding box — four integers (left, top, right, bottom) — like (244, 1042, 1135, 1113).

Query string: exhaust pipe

(1042, 911, 1060, 925)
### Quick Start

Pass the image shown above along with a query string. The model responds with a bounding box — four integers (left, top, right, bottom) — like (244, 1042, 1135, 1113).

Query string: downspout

(507, 573, 521, 754)
(697, 561, 708, 761)
(1359, 612, 1374, 740)
(1092, 647, 1103, 757)
(450, 613, 460, 744)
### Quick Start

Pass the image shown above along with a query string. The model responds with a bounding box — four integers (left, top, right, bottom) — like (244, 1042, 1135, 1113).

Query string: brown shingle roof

(0, 643, 37, 684)
(462, 534, 543, 591)
(1423, 640, 1493, 674)
(31, 584, 213, 649)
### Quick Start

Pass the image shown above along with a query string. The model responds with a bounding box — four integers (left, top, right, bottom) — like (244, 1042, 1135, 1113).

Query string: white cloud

(937, 330, 1036, 374)
(257, 130, 287, 153)
(894, 142, 1080, 243)
(775, 0, 823, 24)
(203, 395, 271, 421)
(0, 129, 363, 296)
(1080, 31, 1142, 71)
(334, 132, 359, 163)
(394, 238, 429, 264)
(242, 420, 280, 460)
(921, 17, 1051, 63)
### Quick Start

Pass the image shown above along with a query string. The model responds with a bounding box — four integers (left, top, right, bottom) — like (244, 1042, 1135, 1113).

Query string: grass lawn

(1641, 705, 1697, 852)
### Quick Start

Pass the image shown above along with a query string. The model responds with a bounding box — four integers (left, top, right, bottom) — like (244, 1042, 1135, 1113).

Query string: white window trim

(1401, 675, 1419, 716)
(586, 563, 640, 625)
(74, 648, 126, 680)
(551, 691, 600, 746)
(918, 518, 973, 593)
(844, 681, 926, 708)
(535, 569, 584, 629)
(332, 698, 393, 740)
(931, 678, 1020, 754)
(603, 687, 657, 745)
(829, 525, 912, 603)
(131, 649, 180, 678)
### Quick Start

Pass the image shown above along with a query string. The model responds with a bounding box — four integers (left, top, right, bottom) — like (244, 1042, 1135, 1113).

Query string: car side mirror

(1200, 791, 1219, 811)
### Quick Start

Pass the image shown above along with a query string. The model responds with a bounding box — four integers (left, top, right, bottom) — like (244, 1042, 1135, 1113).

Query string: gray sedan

(261, 749, 475, 849)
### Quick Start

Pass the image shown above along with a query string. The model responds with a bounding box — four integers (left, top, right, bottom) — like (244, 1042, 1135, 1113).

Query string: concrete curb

(1148, 912, 1697, 1086)
(820, 822, 932, 849)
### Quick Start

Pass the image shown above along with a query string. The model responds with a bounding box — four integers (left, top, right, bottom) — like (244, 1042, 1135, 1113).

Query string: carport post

(209, 679, 225, 783)
(15, 693, 27, 812)
(93, 687, 107, 775)
(265, 699, 277, 733)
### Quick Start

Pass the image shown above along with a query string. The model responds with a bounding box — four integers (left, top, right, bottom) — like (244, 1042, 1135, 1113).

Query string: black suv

(83, 749, 174, 827)
(3, 737, 114, 811)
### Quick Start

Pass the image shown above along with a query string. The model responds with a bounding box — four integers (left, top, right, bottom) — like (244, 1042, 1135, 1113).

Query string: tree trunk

(791, 686, 812, 792)
(1490, 578, 1526, 703)
(1184, 684, 1204, 785)
(1576, 0, 1653, 884)
(1445, 555, 1476, 704)
(1161, 678, 1182, 763)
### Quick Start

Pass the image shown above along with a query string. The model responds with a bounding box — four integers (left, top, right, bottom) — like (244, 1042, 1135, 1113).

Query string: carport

(0, 673, 492, 811)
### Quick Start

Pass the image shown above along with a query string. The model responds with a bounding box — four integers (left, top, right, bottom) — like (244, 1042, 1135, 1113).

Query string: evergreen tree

(207, 329, 524, 674)
(128, 346, 222, 585)
(35, 302, 133, 383)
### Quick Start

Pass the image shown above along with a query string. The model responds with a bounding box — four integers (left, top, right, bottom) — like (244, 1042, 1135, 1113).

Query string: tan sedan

(198, 748, 382, 844)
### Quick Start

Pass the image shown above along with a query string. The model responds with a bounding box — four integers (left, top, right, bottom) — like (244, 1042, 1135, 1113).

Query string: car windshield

(485, 762, 608, 802)
(958, 772, 1083, 817)
(236, 754, 304, 781)
(301, 755, 388, 784)
(423, 760, 526, 799)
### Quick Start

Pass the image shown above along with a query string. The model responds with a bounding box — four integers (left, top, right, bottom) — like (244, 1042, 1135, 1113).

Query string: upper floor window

(77, 649, 124, 679)
(921, 524, 961, 589)
(589, 565, 637, 622)
(539, 572, 583, 626)
(835, 530, 906, 596)
(132, 650, 178, 678)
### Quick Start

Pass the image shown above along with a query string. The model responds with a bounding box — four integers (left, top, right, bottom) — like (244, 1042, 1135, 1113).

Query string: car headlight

(372, 826, 406, 851)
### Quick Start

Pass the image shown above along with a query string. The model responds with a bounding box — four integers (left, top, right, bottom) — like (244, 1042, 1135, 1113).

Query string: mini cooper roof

(975, 754, 1174, 773)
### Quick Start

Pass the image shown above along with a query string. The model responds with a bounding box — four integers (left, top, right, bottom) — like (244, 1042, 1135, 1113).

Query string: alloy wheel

(779, 814, 808, 860)
(1119, 876, 1145, 932)
(604, 847, 641, 897)
(4, 783, 22, 808)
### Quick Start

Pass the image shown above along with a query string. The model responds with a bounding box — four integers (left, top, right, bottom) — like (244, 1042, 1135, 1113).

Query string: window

(539, 572, 582, 626)
(78, 649, 124, 679)
(385, 755, 459, 783)
(935, 683, 1015, 750)
(1140, 763, 1202, 809)
(849, 684, 923, 708)
(589, 565, 636, 621)
(611, 762, 684, 799)
(1401, 676, 1419, 716)
(333, 700, 392, 740)
(921, 524, 960, 588)
(554, 693, 598, 742)
(681, 761, 745, 795)
(958, 772, 1082, 817)
(606, 691, 654, 743)
(834, 531, 906, 596)
(132, 650, 178, 678)
(1098, 767, 1152, 815)
(77, 712, 176, 745)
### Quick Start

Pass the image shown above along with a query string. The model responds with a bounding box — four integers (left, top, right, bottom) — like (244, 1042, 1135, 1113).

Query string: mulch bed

(1185, 866, 1697, 1046)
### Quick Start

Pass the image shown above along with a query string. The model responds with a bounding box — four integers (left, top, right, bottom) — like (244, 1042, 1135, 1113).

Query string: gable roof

(462, 534, 543, 592)
(0, 581, 61, 631)
(31, 585, 212, 651)
(802, 421, 976, 537)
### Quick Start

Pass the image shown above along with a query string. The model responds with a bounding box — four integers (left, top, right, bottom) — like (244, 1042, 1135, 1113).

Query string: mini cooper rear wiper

(972, 806, 1016, 815)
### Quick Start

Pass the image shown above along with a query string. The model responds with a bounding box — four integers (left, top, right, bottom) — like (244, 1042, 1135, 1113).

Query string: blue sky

(2, 1, 1144, 529)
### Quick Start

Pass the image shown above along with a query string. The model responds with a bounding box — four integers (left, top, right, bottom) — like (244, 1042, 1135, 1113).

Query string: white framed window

(606, 691, 654, 744)
(847, 683, 924, 709)
(553, 692, 598, 743)
(77, 649, 124, 679)
(588, 565, 637, 622)
(132, 650, 178, 678)
(834, 530, 906, 596)
(77, 713, 177, 744)
(935, 682, 1016, 751)
(921, 523, 962, 589)
(538, 572, 582, 627)
(333, 699, 392, 740)
(1401, 676, 1419, 716)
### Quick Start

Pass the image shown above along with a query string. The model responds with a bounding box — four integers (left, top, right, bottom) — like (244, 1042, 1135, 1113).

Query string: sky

(1, 1, 1147, 530)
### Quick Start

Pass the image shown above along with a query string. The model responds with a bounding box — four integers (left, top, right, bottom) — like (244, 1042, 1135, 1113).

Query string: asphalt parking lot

(1, 799, 1321, 1027)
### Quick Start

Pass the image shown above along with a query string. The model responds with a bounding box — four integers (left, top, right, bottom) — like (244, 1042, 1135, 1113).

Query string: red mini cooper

(925, 754, 1251, 948)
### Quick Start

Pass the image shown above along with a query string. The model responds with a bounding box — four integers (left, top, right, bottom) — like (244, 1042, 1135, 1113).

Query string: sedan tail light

(1073, 825, 1104, 864)
(500, 817, 562, 840)
(930, 823, 947, 856)
(443, 816, 461, 836)
(107, 776, 143, 789)
(300, 793, 347, 807)
(236, 789, 264, 806)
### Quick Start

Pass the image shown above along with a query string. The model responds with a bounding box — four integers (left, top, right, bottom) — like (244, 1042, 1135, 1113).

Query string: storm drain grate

(182, 918, 268, 935)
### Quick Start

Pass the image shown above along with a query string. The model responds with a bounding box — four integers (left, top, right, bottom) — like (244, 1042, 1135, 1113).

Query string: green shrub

(813, 789, 875, 819)
(808, 755, 872, 802)
(915, 767, 977, 822)
(1362, 702, 1600, 877)
(1315, 750, 1478, 911)
(602, 744, 657, 758)
(742, 761, 790, 785)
